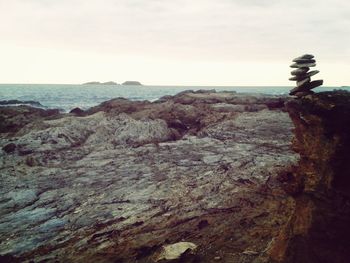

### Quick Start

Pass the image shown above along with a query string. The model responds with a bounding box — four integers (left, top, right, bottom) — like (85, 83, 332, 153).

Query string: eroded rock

(267, 91, 350, 263)
(0, 91, 298, 262)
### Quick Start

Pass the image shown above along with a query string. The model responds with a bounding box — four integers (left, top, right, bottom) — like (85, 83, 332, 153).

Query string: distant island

(83, 81, 118, 85)
(122, 81, 142, 85)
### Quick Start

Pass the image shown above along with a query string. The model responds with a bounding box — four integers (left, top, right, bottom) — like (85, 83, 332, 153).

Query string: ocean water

(0, 84, 347, 112)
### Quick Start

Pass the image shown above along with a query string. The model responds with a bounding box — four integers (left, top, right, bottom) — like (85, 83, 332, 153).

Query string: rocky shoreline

(1, 90, 349, 262)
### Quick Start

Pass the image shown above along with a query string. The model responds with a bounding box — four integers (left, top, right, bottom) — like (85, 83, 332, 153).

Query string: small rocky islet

(122, 81, 142, 85)
(289, 54, 323, 97)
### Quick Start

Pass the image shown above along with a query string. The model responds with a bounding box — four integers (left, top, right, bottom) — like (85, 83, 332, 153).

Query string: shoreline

(1, 85, 349, 113)
(0, 89, 290, 113)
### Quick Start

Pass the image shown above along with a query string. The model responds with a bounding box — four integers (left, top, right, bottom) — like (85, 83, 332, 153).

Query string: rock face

(0, 91, 299, 262)
(289, 54, 323, 96)
(267, 91, 350, 262)
(0, 106, 60, 134)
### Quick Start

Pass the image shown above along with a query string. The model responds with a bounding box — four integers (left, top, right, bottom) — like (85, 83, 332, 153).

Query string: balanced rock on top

(293, 54, 314, 61)
(289, 54, 323, 97)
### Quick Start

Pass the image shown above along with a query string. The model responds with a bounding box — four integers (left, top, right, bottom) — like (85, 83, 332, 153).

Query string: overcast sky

(0, 0, 349, 85)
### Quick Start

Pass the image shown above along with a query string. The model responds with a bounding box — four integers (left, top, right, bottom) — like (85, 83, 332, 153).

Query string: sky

(0, 0, 349, 86)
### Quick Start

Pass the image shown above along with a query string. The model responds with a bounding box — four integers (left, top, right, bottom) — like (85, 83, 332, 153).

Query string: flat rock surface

(290, 62, 316, 68)
(292, 54, 314, 61)
(291, 68, 309, 76)
(0, 91, 298, 262)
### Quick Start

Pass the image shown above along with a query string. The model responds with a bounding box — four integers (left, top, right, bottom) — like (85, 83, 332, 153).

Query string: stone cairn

(289, 54, 323, 97)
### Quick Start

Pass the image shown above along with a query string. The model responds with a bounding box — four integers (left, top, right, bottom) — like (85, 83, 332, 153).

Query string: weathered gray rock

(155, 242, 197, 261)
(296, 78, 311, 87)
(211, 103, 268, 113)
(292, 59, 316, 64)
(292, 54, 314, 61)
(289, 75, 308, 81)
(304, 70, 320, 78)
(291, 68, 309, 76)
(0, 106, 60, 134)
(290, 62, 316, 68)
(303, 80, 324, 91)
(288, 78, 311, 94)
(290, 70, 319, 81)
(0, 91, 298, 263)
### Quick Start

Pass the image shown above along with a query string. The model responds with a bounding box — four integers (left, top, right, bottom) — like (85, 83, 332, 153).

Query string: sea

(0, 84, 348, 112)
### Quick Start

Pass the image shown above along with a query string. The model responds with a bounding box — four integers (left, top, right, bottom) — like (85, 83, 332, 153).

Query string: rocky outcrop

(69, 107, 85, 116)
(0, 106, 60, 134)
(6, 90, 349, 262)
(267, 91, 350, 262)
(0, 91, 298, 262)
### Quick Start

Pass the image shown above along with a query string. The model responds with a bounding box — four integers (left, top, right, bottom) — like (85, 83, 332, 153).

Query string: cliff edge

(268, 91, 350, 263)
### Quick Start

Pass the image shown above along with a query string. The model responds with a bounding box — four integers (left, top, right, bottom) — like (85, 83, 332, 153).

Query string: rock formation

(2, 89, 349, 262)
(0, 91, 298, 262)
(69, 107, 85, 116)
(267, 91, 350, 263)
(0, 106, 60, 133)
(289, 54, 323, 97)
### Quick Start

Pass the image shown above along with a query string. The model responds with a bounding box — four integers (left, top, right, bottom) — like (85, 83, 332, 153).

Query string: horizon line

(0, 83, 346, 88)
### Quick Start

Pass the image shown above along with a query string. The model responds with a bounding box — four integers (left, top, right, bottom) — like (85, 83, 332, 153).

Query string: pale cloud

(0, 0, 349, 84)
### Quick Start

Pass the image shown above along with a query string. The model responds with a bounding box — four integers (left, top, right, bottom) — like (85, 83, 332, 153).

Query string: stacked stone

(289, 54, 323, 97)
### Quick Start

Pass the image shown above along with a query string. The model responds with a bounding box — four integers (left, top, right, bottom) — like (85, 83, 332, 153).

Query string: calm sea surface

(0, 84, 348, 112)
